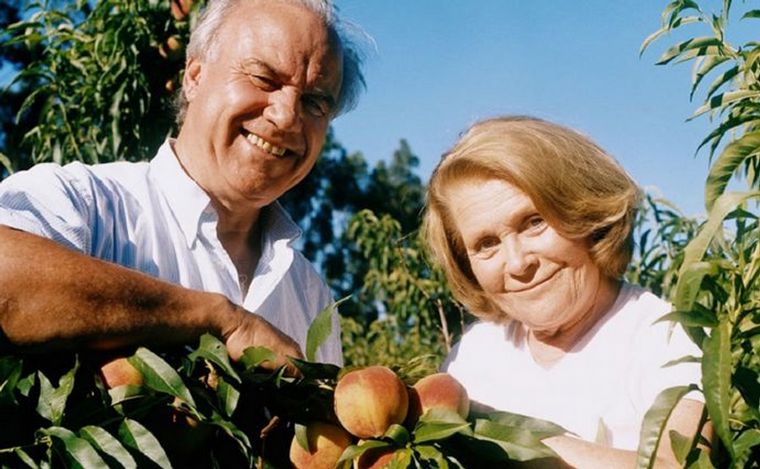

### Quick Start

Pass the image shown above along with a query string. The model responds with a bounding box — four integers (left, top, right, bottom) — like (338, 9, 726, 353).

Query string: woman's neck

(528, 277, 621, 367)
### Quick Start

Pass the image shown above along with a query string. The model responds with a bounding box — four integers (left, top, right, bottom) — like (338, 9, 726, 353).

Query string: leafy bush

(635, 1, 760, 467)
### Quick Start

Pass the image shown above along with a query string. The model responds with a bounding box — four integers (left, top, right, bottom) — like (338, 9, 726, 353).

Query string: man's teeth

(246, 133, 287, 156)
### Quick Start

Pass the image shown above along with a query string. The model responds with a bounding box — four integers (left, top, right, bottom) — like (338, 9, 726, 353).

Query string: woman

(423, 116, 705, 468)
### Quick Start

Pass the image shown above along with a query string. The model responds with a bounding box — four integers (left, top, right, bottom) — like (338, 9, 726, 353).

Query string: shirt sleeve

(0, 163, 95, 253)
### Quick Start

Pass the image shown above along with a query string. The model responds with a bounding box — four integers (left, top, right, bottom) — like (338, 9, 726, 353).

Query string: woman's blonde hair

(422, 116, 641, 323)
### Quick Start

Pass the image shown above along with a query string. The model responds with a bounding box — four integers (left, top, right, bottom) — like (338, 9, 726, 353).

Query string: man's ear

(182, 58, 203, 102)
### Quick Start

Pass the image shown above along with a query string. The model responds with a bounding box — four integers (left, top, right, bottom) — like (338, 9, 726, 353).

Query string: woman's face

(446, 177, 611, 336)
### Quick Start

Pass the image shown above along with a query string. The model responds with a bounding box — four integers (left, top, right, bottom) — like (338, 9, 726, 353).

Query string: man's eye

(302, 96, 330, 117)
(250, 75, 277, 90)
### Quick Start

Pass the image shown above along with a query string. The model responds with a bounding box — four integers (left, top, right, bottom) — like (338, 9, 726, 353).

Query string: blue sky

(331, 1, 720, 218)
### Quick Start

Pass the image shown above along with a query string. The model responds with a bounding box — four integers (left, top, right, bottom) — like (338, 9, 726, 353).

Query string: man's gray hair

(175, 0, 367, 125)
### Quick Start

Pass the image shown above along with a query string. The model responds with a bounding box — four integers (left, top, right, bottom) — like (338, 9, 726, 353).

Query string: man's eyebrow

(240, 58, 275, 74)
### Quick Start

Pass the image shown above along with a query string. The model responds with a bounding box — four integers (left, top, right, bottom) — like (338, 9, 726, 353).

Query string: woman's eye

(474, 237, 499, 253)
(525, 216, 546, 231)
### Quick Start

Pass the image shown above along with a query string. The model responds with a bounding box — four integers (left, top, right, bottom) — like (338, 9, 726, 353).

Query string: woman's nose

(502, 236, 535, 277)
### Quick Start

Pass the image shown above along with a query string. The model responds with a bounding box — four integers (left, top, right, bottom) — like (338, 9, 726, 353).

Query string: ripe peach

(334, 366, 409, 439)
(407, 372, 470, 424)
(288, 422, 353, 469)
(170, 0, 194, 21)
(99, 357, 143, 389)
(357, 447, 398, 469)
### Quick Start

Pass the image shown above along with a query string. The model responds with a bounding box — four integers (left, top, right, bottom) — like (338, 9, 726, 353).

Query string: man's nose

(264, 88, 302, 131)
(502, 236, 535, 277)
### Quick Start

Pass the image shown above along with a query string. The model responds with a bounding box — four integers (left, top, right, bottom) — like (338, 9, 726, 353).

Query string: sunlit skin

(174, 0, 343, 228)
(445, 177, 620, 359)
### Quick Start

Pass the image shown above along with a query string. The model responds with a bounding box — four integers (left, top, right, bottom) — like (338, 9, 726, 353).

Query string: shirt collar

(150, 140, 211, 248)
(149, 140, 303, 248)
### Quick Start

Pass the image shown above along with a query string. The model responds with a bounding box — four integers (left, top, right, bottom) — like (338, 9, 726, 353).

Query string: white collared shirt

(0, 141, 342, 364)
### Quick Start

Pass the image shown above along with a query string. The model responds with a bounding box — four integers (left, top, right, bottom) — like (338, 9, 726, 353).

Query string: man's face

(180, 0, 343, 209)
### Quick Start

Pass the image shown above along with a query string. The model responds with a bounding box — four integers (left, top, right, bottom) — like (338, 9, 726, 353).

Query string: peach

(407, 372, 470, 424)
(99, 357, 143, 389)
(334, 366, 409, 439)
(288, 422, 353, 469)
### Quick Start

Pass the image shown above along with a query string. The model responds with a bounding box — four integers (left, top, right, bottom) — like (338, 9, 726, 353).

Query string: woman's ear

(182, 58, 203, 102)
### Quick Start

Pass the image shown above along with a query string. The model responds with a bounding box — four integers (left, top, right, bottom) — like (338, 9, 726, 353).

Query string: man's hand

(222, 307, 304, 374)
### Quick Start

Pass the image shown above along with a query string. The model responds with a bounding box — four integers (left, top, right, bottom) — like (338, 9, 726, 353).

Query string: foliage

(638, 1, 760, 467)
(0, 331, 566, 468)
(1, 0, 194, 169)
(339, 210, 467, 370)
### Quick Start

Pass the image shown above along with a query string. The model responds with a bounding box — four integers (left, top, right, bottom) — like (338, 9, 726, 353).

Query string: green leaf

(635, 385, 698, 469)
(701, 320, 734, 457)
(472, 420, 557, 461)
(384, 424, 411, 446)
(674, 262, 717, 312)
(79, 425, 137, 469)
(0, 151, 14, 174)
(305, 297, 349, 362)
(655, 309, 718, 328)
(414, 408, 472, 443)
(118, 418, 172, 469)
(668, 430, 692, 465)
(414, 445, 450, 468)
(691, 90, 760, 119)
(690, 55, 730, 99)
(42, 426, 109, 468)
(239, 346, 277, 370)
(705, 131, 760, 210)
(35, 358, 79, 425)
(128, 348, 195, 407)
(217, 376, 241, 418)
(294, 423, 310, 451)
(188, 333, 240, 383)
(741, 9, 760, 19)
(472, 409, 568, 437)
(676, 191, 760, 300)
(0, 356, 24, 404)
(337, 440, 391, 464)
(733, 429, 760, 467)
(289, 358, 341, 380)
(656, 37, 724, 65)
(687, 449, 714, 468)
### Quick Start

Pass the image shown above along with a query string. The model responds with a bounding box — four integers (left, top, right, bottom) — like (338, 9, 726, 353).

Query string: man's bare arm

(0, 226, 301, 365)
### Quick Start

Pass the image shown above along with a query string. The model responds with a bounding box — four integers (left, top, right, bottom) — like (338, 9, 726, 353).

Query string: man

(0, 0, 365, 368)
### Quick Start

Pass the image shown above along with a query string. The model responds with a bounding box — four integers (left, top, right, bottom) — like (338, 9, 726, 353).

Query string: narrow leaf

(129, 348, 195, 407)
(691, 90, 760, 119)
(741, 9, 760, 19)
(472, 420, 558, 461)
(118, 418, 172, 469)
(668, 430, 692, 465)
(36, 358, 79, 425)
(655, 309, 718, 328)
(733, 429, 760, 467)
(79, 425, 137, 469)
(656, 37, 723, 65)
(635, 385, 698, 469)
(188, 333, 240, 383)
(305, 297, 349, 362)
(677, 192, 760, 297)
(337, 440, 390, 464)
(701, 321, 734, 457)
(42, 426, 109, 468)
(705, 131, 760, 210)
(239, 346, 277, 370)
(217, 377, 241, 418)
